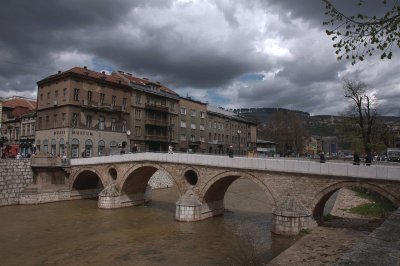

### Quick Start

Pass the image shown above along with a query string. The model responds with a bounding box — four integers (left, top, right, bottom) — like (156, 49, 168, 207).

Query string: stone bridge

(23, 152, 400, 235)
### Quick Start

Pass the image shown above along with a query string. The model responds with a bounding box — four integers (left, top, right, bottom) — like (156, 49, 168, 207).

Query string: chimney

(83, 66, 87, 69)
(102, 71, 105, 74)
(57, 70, 61, 74)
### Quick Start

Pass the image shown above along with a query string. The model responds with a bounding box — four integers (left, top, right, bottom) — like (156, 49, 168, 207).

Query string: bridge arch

(119, 163, 181, 196)
(70, 168, 106, 196)
(312, 181, 400, 222)
(199, 170, 276, 207)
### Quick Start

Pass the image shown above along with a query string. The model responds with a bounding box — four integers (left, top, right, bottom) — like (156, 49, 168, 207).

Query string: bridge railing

(70, 152, 400, 181)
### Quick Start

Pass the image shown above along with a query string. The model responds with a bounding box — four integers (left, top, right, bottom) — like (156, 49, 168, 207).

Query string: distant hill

(235, 107, 400, 137)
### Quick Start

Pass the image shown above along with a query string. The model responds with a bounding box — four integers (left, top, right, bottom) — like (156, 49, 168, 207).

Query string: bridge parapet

(71, 153, 400, 181)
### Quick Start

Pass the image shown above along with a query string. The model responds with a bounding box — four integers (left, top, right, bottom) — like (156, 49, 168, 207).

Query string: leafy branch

(323, 0, 400, 64)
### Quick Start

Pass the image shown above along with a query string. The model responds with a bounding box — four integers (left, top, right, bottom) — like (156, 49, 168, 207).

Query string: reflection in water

(0, 179, 298, 265)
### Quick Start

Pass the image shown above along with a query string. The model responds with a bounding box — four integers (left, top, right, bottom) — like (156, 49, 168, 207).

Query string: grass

(349, 187, 397, 218)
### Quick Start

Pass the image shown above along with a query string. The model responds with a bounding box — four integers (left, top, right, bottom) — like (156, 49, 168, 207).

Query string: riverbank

(268, 188, 384, 265)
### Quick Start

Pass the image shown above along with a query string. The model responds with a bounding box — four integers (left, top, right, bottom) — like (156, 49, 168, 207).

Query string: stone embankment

(0, 159, 33, 206)
(269, 188, 400, 265)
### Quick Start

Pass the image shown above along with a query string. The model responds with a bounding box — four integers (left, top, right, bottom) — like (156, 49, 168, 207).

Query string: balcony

(144, 135, 168, 141)
(82, 100, 126, 113)
(145, 119, 169, 127)
(145, 103, 169, 112)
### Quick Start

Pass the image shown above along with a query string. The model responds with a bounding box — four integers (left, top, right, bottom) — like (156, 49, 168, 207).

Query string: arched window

(59, 138, 65, 156)
(36, 140, 41, 152)
(51, 139, 56, 155)
(71, 139, 79, 158)
(43, 139, 49, 153)
(98, 140, 105, 156)
(85, 139, 93, 158)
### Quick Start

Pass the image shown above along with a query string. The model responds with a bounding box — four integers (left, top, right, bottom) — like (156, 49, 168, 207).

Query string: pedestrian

(353, 152, 360, 165)
(228, 145, 234, 158)
(365, 154, 372, 166)
(319, 152, 326, 163)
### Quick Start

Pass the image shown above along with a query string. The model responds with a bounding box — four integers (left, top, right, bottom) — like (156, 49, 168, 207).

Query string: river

(0, 179, 299, 265)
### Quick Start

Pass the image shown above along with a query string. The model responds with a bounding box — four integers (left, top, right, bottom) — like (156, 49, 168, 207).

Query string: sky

(0, 0, 399, 116)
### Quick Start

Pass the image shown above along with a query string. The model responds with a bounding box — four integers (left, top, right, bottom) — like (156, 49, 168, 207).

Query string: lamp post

(237, 129, 241, 156)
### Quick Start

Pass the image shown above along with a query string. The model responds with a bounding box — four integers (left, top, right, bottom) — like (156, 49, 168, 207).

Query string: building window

(51, 139, 56, 155)
(190, 123, 196, 129)
(71, 139, 79, 158)
(85, 139, 93, 158)
(209, 121, 212, 128)
(180, 108, 186, 115)
(200, 112, 205, 119)
(47, 92, 50, 104)
(45, 116, 49, 128)
(55, 90, 58, 100)
(180, 134, 186, 141)
(111, 118, 116, 131)
(200, 124, 205, 131)
(135, 110, 141, 119)
(214, 122, 217, 129)
(31, 123, 35, 134)
(43, 139, 49, 153)
(180, 121, 186, 128)
(99, 116, 105, 130)
(170, 102, 175, 112)
(200, 136, 205, 142)
(86, 115, 92, 128)
(40, 94, 43, 101)
(72, 113, 78, 128)
(100, 93, 105, 105)
(87, 91, 92, 103)
(73, 88, 80, 101)
(63, 88, 67, 100)
(59, 139, 65, 156)
(111, 96, 116, 107)
(122, 120, 127, 132)
(190, 135, 195, 142)
(161, 98, 166, 106)
(62, 113, 66, 127)
(191, 109, 196, 117)
(53, 114, 57, 128)
(122, 97, 127, 108)
(98, 140, 105, 156)
(136, 93, 141, 104)
(135, 126, 141, 136)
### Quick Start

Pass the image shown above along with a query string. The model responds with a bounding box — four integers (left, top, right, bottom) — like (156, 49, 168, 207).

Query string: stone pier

(271, 195, 317, 235)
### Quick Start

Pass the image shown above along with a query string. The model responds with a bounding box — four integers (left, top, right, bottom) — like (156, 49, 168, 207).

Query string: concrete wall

(0, 159, 33, 206)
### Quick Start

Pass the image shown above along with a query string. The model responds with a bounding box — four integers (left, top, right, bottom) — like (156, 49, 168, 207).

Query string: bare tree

(343, 79, 376, 155)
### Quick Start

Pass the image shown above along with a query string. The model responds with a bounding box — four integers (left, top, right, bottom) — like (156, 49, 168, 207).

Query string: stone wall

(0, 159, 33, 206)
(148, 170, 174, 189)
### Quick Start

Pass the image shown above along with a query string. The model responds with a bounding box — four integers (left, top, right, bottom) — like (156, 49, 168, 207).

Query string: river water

(0, 179, 299, 265)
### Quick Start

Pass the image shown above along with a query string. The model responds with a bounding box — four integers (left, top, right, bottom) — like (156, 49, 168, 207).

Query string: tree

(262, 111, 309, 156)
(342, 79, 376, 155)
(323, 0, 400, 64)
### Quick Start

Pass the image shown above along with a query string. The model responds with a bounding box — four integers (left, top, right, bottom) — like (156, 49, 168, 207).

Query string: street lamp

(237, 129, 241, 155)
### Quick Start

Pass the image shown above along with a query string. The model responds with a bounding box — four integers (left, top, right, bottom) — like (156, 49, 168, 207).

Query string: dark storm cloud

(0, 0, 398, 116)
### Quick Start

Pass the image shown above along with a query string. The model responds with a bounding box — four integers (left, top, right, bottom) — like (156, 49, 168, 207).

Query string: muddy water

(0, 179, 298, 265)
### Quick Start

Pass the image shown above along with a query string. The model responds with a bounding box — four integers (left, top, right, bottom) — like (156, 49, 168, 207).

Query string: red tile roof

(3, 97, 37, 110)
(40, 67, 178, 96)
(113, 71, 178, 96)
